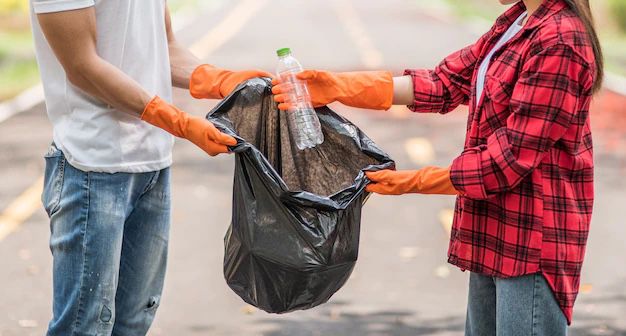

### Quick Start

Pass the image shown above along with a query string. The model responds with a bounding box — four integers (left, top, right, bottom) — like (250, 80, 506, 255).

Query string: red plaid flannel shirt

(404, 0, 595, 323)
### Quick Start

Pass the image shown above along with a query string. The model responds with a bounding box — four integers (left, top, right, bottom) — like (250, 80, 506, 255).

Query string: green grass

(167, 0, 201, 13)
(608, 0, 626, 32)
(0, 28, 38, 101)
(433, 0, 626, 78)
(0, 58, 39, 100)
(0, 0, 200, 101)
(443, 0, 502, 22)
(0, 1, 203, 102)
(601, 33, 626, 76)
(0, 30, 33, 59)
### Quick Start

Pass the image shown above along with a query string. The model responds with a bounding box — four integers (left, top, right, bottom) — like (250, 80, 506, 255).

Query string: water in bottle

(276, 48, 324, 150)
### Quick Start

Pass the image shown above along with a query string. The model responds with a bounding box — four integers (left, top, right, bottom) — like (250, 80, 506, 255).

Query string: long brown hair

(561, 0, 604, 93)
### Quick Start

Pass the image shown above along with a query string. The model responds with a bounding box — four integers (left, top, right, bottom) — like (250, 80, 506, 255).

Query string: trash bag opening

(212, 79, 388, 197)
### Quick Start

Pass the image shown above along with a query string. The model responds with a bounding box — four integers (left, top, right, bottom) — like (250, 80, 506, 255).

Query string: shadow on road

(571, 292, 626, 336)
(571, 324, 626, 336)
(254, 304, 465, 336)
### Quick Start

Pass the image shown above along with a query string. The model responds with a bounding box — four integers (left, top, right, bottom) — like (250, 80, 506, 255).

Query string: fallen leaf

(434, 265, 451, 279)
(590, 325, 610, 335)
(398, 247, 420, 260)
(404, 138, 435, 166)
(18, 249, 31, 260)
(241, 305, 257, 315)
(18, 320, 38, 328)
(580, 283, 593, 294)
(27, 265, 39, 275)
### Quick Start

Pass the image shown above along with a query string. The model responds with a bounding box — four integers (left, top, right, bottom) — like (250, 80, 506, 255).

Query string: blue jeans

(42, 144, 171, 336)
(465, 272, 568, 336)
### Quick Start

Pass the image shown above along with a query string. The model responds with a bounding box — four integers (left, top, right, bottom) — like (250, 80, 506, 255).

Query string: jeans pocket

(42, 144, 66, 217)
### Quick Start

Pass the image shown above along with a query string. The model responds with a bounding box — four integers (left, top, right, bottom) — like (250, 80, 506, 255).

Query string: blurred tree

(0, 0, 28, 13)
(609, 0, 626, 32)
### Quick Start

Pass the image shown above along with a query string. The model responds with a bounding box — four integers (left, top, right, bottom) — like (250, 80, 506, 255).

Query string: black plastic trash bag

(206, 78, 394, 313)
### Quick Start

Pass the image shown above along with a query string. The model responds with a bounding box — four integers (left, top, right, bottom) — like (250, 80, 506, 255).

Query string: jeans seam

(50, 156, 65, 216)
(126, 171, 162, 223)
(46, 155, 66, 217)
(140, 171, 160, 195)
(71, 171, 91, 336)
(531, 273, 539, 336)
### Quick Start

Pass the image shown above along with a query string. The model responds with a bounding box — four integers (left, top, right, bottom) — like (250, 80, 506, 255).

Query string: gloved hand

(365, 167, 459, 195)
(189, 64, 272, 99)
(271, 70, 394, 111)
(142, 96, 237, 156)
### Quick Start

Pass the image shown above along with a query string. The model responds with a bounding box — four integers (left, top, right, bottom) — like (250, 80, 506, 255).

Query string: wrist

(392, 75, 414, 106)
(141, 96, 161, 121)
(141, 96, 187, 138)
(189, 64, 229, 99)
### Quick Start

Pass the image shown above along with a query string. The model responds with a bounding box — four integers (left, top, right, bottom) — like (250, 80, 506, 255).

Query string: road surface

(1, 0, 625, 335)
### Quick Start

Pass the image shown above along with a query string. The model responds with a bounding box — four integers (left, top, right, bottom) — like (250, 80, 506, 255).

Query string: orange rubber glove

(141, 96, 237, 156)
(365, 167, 459, 195)
(271, 70, 394, 111)
(189, 64, 272, 99)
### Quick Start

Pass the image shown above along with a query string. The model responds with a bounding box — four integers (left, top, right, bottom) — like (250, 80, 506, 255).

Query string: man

(31, 0, 270, 335)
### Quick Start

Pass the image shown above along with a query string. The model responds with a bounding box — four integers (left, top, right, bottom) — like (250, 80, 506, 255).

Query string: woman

(272, 0, 601, 334)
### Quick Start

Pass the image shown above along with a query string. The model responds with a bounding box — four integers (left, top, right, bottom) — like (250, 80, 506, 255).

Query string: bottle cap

(276, 48, 291, 57)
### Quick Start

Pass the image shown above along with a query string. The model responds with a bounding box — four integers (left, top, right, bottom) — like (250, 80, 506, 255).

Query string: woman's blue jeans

(466, 272, 568, 336)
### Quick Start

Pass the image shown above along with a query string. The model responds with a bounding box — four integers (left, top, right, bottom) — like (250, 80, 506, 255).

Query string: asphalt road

(1, 1, 625, 335)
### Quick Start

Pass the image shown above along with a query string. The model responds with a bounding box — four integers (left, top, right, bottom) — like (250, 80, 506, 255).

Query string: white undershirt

(475, 12, 527, 108)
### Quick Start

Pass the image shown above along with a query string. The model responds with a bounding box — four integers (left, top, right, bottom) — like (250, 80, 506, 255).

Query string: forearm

(68, 57, 152, 116)
(37, 7, 151, 117)
(169, 39, 202, 89)
(401, 43, 483, 113)
(401, 69, 467, 114)
(164, 4, 202, 89)
(392, 75, 414, 106)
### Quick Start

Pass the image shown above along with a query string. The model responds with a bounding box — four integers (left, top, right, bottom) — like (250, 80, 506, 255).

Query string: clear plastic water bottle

(276, 48, 324, 150)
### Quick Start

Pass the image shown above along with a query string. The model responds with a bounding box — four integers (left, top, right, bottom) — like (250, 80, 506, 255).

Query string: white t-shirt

(30, 0, 174, 173)
(475, 12, 527, 108)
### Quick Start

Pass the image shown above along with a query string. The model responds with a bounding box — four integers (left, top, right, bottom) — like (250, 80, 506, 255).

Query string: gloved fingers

(366, 183, 397, 195)
(271, 77, 282, 86)
(274, 93, 296, 111)
(273, 93, 288, 103)
(221, 70, 273, 97)
(236, 69, 272, 80)
(254, 70, 273, 78)
(365, 170, 394, 184)
(365, 183, 383, 194)
(201, 141, 231, 157)
(277, 102, 294, 111)
(204, 120, 238, 146)
(271, 82, 293, 95)
(214, 132, 238, 147)
(296, 70, 318, 81)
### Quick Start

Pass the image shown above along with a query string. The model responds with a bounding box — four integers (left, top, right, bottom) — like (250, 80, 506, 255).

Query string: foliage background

(0, 0, 199, 100)
(440, 0, 626, 75)
(0, 0, 624, 101)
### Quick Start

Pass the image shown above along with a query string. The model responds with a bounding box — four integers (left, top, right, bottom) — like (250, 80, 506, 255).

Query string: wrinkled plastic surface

(207, 78, 395, 314)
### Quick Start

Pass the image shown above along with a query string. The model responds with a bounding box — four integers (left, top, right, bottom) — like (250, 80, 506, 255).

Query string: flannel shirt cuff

(450, 147, 489, 200)
(403, 69, 446, 113)
(486, 127, 528, 189)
